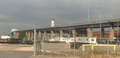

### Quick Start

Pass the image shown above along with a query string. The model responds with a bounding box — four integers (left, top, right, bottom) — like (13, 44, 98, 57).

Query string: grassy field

(39, 49, 120, 58)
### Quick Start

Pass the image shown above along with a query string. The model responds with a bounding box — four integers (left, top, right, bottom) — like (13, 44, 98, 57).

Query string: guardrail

(82, 44, 120, 51)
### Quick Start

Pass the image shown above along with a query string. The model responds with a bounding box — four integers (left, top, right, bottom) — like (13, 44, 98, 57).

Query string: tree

(63, 35, 68, 37)
(18, 31, 26, 39)
(76, 33, 83, 37)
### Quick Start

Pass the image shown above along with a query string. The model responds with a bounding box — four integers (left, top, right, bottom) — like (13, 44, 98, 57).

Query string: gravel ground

(1, 43, 120, 58)
(0, 51, 32, 58)
(30, 55, 81, 58)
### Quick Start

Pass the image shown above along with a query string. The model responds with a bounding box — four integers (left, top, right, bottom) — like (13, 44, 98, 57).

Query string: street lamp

(117, 20, 119, 42)
(100, 15, 101, 41)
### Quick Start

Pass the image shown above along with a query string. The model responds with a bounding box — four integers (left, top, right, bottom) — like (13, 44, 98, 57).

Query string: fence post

(114, 46, 115, 51)
(92, 45, 93, 50)
(83, 45, 84, 51)
(37, 36, 40, 54)
(34, 29, 36, 56)
(107, 38, 109, 56)
(74, 37, 75, 57)
(43, 37, 45, 56)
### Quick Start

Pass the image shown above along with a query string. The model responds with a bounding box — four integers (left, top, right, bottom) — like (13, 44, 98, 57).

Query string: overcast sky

(0, 0, 120, 36)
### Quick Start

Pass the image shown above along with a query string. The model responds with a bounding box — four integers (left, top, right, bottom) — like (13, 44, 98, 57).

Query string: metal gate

(34, 29, 42, 56)
(36, 36, 42, 55)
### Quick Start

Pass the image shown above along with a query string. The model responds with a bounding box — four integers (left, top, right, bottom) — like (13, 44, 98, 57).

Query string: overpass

(11, 19, 120, 41)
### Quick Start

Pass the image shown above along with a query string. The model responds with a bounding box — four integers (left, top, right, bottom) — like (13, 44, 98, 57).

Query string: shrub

(18, 31, 26, 39)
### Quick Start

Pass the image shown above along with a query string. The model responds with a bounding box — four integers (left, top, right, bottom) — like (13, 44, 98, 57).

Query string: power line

(92, 2, 120, 8)
(80, 15, 88, 20)
(76, 10, 88, 18)
(91, 9, 120, 14)
(70, 10, 89, 24)
(58, 15, 88, 25)
(90, 16, 120, 20)
(75, 8, 93, 20)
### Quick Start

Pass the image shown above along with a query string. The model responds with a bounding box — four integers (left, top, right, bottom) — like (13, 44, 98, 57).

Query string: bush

(23, 40, 33, 44)
(18, 31, 26, 39)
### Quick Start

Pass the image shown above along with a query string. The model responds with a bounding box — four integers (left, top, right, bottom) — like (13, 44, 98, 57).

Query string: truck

(48, 37, 67, 43)
(70, 37, 97, 49)
(54, 37, 66, 43)
(48, 37, 97, 49)
(0, 36, 11, 42)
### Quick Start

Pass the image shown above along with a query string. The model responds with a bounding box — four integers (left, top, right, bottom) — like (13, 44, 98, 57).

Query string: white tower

(51, 18, 54, 27)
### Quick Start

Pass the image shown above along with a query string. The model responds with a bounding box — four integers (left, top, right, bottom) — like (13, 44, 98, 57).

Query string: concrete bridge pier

(87, 28, 92, 37)
(25, 32, 28, 39)
(31, 31, 33, 40)
(44, 31, 47, 37)
(60, 30, 63, 37)
(39, 31, 42, 37)
(109, 26, 114, 41)
(26, 32, 27, 37)
(73, 29, 77, 37)
(28, 32, 30, 40)
(51, 30, 54, 38)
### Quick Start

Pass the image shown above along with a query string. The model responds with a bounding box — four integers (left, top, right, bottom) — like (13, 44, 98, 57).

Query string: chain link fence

(33, 35, 120, 58)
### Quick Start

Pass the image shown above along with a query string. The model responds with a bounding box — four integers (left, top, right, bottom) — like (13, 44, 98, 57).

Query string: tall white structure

(51, 18, 54, 27)
(11, 28, 18, 32)
(11, 28, 18, 36)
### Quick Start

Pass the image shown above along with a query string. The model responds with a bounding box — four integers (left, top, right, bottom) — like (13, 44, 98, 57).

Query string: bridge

(11, 19, 120, 41)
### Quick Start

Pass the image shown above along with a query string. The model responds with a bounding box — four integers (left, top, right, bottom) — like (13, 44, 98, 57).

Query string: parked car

(97, 40, 104, 44)
(110, 40, 117, 44)
(8, 39, 23, 44)
(22, 40, 33, 44)
(114, 35, 120, 38)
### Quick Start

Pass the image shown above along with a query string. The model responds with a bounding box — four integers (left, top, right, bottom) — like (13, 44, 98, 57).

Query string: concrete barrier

(82, 44, 120, 51)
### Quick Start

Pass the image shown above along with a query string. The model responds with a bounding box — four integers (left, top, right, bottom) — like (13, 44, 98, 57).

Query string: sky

(0, 0, 120, 36)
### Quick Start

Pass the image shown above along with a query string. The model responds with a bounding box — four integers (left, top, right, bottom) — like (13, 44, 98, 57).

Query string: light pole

(100, 15, 101, 41)
(117, 20, 119, 42)
(88, 4, 89, 23)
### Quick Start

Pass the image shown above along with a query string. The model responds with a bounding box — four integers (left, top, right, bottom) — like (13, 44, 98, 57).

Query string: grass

(88, 49, 110, 55)
(38, 49, 120, 58)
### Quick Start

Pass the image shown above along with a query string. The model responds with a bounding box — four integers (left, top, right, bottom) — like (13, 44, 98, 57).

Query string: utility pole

(88, 4, 89, 23)
(117, 20, 119, 42)
(100, 15, 101, 41)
